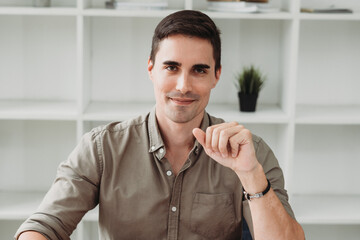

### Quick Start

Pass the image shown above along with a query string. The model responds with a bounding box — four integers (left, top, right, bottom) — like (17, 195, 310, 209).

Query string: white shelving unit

(0, 0, 359, 239)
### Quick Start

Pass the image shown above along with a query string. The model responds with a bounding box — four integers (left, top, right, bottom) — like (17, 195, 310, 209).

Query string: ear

(147, 57, 154, 81)
(212, 65, 222, 88)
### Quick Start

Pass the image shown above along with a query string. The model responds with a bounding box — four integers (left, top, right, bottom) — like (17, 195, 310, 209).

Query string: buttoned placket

(147, 108, 205, 239)
(166, 157, 193, 240)
(150, 140, 202, 239)
(166, 145, 202, 240)
(150, 145, 183, 240)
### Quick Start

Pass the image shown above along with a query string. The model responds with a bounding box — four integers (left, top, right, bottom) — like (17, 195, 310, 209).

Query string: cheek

(153, 78, 174, 99)
(193, 81, 214, 94)
(157, 75, 177, 92)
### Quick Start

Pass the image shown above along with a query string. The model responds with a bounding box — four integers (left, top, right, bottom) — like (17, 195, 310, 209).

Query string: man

(16, 10, 304, 240)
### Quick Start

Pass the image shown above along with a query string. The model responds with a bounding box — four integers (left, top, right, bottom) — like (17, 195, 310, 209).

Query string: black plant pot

(238, 92, 258, 112)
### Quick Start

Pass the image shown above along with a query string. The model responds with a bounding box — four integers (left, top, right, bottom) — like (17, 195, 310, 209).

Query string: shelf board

(83, 102, 288, 123)
(0, 191, 99, 221)
(82, 8, 292, 19)
(291, 194, 360, 224)
(82, 8, 179, 17)
(206, 103, 289, 124)
(1, 7, 359, 20)
(83, 101, 155, 121)
(295, 105, 360, 125)
(0, 100, 78, 120)
(0, 6, 78, 16)
(0, 191, 45, 220)
(299, 12, 360, 21)
(204, 10, 293, 20)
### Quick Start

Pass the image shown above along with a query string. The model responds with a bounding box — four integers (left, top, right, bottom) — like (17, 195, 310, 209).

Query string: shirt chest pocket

(190, 192, 236, 239)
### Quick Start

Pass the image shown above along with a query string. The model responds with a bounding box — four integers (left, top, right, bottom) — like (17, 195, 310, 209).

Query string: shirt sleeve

(14, 130, 103, 240)
(242, 136, 295, 239)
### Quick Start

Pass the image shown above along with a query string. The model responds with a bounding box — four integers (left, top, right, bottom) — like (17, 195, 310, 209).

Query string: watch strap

(243, 178, 271, 201)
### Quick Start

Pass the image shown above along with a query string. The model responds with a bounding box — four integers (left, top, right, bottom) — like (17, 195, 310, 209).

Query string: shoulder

(89, 112, 149, 138)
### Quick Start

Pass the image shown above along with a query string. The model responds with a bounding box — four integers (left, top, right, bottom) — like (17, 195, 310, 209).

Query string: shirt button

(151, 146, 155, 151)
(159, 148, 164, 154)
(171, 206, 177, 212)
(166, 170, 172, 176)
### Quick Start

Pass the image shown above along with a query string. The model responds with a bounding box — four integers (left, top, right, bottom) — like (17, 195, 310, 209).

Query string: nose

(176, 72, 192, 94)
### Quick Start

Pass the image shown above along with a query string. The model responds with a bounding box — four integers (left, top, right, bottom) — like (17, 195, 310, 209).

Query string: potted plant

(235, 65, 265, 112)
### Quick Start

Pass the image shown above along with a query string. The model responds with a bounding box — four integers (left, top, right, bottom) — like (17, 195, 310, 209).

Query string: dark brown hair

(150, 10, 221, 73)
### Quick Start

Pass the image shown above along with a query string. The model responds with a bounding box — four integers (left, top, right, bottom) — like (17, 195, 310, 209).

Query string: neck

(156, 110, 204, 151)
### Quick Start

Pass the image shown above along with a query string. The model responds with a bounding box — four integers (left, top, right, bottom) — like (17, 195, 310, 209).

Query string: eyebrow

(193, 64, 210, 69)
(163, 61, 210, 70)
(163, 61, 181, 66)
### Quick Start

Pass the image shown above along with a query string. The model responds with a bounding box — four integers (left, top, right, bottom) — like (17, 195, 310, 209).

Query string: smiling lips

(170, 97, 195, 106)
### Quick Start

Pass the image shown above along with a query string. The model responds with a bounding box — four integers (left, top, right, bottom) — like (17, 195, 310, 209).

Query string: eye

(193, 67, 207, 74)
(165, 65, 178, 72)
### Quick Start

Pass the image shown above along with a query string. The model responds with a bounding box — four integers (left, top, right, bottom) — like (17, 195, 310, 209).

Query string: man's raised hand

(192, 122, 260, 175)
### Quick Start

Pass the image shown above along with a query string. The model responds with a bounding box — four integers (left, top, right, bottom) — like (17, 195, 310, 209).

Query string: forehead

(155, 35, 214, 65)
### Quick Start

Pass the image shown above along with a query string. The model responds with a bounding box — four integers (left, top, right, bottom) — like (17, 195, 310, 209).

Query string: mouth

(170, 97, 196, 106)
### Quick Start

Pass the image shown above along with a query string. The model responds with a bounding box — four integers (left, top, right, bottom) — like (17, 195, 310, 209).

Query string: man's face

(148, 34, 221, 124)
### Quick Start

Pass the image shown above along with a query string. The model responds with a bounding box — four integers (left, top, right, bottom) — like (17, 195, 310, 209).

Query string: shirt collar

(148, 106, 164, 156)
(147, 106, 210, 160)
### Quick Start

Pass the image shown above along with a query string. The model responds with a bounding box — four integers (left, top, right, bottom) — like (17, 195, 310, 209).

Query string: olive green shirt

(15, 107, 294, 240)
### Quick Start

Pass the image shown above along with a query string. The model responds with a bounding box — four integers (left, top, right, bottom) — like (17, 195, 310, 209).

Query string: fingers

(205, 126, 213, 152)
(194, 122, 253, 159)
(192, 128, 206, 146)
(206, 122, 248, 158)
(193, 128, 217, 158)
(218, 124, 244, 157)
(206, 122, 237, 153)
(229, 128, 252, 157)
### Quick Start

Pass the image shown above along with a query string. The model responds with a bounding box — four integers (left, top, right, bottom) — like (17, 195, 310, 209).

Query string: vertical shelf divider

(184, 0, 193, 10)
(285, 18, 300, 196)
(275, 0, 301, 195)
(77, 0, 83, 11)
(76, 3, 86, 240)
(76, 5, 85, 141)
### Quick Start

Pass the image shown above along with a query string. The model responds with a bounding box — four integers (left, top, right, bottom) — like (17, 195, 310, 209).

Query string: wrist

(243, 178, 271, 201)
(235, 163, 268, 194)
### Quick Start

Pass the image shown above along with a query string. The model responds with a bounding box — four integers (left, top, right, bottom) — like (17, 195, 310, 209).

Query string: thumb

(192, 128, 206, 147)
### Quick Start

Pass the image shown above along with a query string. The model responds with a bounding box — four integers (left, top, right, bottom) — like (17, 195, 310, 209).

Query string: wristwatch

(243, 179, 271, 201)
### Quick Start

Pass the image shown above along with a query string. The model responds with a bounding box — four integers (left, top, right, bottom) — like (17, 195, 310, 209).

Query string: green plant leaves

(235, 65, 265, 94)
